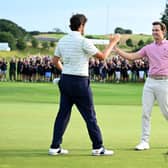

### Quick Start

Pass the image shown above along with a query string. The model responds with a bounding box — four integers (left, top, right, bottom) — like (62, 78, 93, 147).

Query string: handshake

(109, 33, 121, 45)
(107, 34, 121, 54)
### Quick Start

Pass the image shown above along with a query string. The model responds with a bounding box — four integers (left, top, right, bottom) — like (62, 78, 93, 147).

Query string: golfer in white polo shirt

(49, 13, 120, 156)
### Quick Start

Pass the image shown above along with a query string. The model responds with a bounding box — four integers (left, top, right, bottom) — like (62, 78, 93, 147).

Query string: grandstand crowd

(0, 55, 149, 83)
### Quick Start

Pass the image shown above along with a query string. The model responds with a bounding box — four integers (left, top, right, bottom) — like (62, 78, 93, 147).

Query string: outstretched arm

(95, 34, 121, 60)
(114, 46, 142, 61)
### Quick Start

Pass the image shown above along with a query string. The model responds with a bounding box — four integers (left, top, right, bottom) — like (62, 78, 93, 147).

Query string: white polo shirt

(54, 31, 99, 76)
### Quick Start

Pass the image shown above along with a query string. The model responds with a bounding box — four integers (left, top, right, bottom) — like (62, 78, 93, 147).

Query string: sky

(0, 0, 166, 35)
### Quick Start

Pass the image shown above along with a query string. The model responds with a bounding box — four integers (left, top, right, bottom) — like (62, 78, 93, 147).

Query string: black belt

(62, 74, 88, 79)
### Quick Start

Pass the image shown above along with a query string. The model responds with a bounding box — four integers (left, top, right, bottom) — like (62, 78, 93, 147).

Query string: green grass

(0, 47, 55, 59)
(34, 33, 65, 39)
(0, 82, 168, 168)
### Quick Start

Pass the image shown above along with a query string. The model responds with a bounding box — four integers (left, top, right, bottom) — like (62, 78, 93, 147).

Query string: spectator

(9, 58, 16, 81)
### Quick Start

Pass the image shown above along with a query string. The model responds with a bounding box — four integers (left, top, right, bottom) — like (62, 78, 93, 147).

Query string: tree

(53, 28, 63, 33)
(114, 27, 125, 34)
(0, 32, 16, 50)
(0, 19, 33, 50)
(50, 41, 55, 47)
(16, 38, 26, 50)
(0, 19, 27, 39)
(124, 29, 133, 34)
(31, 38, 39, 48)
(161, 0, 168, 38)
(42, 41, 49, 49)
(126, 38, 134, 47)
(114, 27, 133, 34)
(137, 40, 145, 47)
(29, 31, 40, 35)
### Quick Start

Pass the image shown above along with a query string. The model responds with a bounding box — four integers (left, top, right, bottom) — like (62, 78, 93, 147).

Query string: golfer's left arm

(52, 56, 63, 71)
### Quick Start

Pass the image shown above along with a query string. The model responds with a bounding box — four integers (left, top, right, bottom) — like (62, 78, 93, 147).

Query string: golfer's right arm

(114, 47, 142, 61)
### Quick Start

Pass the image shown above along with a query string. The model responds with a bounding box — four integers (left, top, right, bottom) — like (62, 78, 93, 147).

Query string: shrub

(16, 38, 27, 50)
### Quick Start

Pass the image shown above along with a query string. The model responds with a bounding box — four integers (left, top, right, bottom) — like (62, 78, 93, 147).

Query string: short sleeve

(54, 43, 61, 57)
(137, 46, 147, 57)
(82, 38, 99, 56)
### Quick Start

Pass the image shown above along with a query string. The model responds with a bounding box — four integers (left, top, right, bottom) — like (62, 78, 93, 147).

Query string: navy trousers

(51, 74, 103, 149)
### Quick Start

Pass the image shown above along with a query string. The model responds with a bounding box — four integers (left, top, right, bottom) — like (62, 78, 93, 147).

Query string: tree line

(0, 19, 56, 51)
(1, 0, 168, 52)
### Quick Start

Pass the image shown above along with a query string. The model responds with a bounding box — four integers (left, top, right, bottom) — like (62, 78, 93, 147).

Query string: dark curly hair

(69, 14, 87, 31)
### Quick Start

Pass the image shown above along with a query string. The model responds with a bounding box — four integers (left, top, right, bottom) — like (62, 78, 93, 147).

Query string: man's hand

(52, 56, 63, 71)
(109, 34, 121, 44)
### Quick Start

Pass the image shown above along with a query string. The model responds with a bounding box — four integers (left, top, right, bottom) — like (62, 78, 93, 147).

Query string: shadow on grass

(0, 149, 94, 158)
(0, 149, 48, 158)
(0, 148, 168, 160)
(114, 145, 168, 151)
(164, 151, 168, 162)
(115, 147, 168, 163)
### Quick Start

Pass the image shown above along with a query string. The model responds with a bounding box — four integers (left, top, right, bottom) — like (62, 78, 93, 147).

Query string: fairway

(0, 82, 168, 168)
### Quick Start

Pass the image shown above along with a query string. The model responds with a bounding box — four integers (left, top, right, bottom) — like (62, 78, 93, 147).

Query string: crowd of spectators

(89, 56, 149, 83)
(0, 55, 149, 83)
(0, 56, 61, 82)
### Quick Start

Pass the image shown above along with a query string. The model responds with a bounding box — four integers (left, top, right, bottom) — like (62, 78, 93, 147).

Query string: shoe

(92, 147, 114, 156)
(48, 148, 69, 155)
(135, 141, 150, 150)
